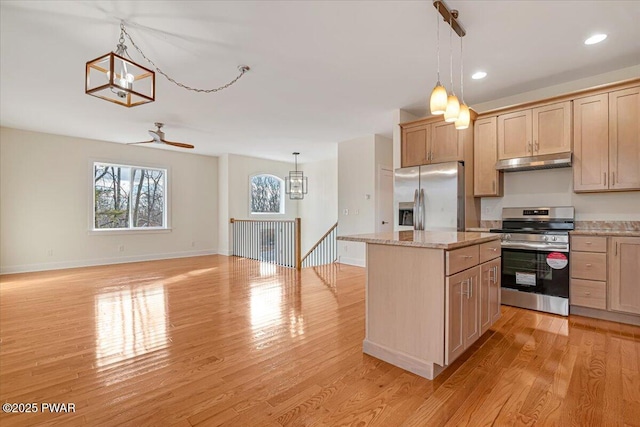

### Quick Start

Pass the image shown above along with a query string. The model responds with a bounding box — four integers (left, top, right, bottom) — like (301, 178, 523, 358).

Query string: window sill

(88, 228, 172, 236)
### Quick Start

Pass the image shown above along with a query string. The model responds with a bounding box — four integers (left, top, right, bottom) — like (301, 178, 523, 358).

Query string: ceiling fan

(128, 122, 194, 149)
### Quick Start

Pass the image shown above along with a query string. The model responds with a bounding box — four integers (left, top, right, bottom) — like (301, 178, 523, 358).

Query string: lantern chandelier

(429, 1, 470, 130)
(85, 22, 250, 107)
(285, 152, 308, 200)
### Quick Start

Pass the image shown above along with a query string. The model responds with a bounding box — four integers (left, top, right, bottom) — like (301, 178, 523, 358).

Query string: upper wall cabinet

(400, 120, 466, 168)
(474, 116, 502, 197)
(574, 86, 640, 192)
(497, 101, 572, 160)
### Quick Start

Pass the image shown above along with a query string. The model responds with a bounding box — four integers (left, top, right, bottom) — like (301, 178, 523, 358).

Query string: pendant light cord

(459, 33, 464, 103)
(436, 4, 440, 83)
(449, 15, 454, 95)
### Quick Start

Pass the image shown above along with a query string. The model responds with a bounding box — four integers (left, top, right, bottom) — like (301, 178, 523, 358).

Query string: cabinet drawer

(479, 240, 501, 263)
(571, 252, 607, 281)
(572, 236, 607, 253)
(570, 279, 607, 310)
(447, 245, 480, 275)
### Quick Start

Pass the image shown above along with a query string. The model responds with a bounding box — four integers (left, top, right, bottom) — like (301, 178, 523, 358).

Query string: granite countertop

(570, 229, 640, 237)
(337, 230, 500, 250)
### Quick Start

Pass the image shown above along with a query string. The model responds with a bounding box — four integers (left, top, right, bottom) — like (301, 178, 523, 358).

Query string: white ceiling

(1, 1, 639, 162)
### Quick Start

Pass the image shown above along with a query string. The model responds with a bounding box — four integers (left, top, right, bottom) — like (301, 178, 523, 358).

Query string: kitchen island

(338, 230, 501, 380)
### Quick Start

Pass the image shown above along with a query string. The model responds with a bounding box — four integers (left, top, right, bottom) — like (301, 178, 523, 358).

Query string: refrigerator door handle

(418, 189, 426, 230)
(413, 190, 420, 230)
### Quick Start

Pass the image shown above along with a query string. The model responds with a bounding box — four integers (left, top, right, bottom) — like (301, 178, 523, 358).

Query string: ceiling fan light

(444, 94, 460, 122)
(455, 103, 470, 129)
(430, 83, 448, 115)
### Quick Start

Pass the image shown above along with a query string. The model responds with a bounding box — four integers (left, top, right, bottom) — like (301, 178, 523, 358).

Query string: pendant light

(455, 34, 470, 130)
(444, 14, 460, 122)
(285, 152, 308, 200)
(429, 3, 447, 115)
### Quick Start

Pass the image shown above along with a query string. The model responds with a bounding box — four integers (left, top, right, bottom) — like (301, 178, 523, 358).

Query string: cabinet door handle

(586, 263, 592, 267)
(584, 292, 591, 296)
(528, 141, 532, 153)
(492, 181, 496, 192)
(603, 172, 607, 186)
(461, 279, 469, 297)
(462, 255, 474, 259)
(470, 277, 473, 298)
(534, 140, 539, 152)
(585, 241, 592, 245)
(612, 171, 616, 185)
(615, 242, 618, 256)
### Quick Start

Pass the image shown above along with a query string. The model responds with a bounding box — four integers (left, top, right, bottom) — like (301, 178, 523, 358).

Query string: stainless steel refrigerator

(394, 161, 465, 231)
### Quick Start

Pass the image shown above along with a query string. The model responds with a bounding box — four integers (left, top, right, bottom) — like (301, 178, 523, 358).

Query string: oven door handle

(500, 242, 569, 252)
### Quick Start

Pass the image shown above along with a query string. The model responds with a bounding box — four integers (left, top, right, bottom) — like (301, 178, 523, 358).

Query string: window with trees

(93, 162, 167, 230)
(250, 174, 284, 214)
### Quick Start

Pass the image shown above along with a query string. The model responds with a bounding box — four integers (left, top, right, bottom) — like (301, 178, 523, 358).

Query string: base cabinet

(446, 266, 479, 365)
(480, 258, 501, 335)
(609, 237, 640, 315)
(570, 235, 640, 324)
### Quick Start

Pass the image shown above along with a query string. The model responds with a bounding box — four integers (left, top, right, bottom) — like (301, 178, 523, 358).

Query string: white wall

(337, 134, 393, 266)
(217, 153, 299, 255)
(298, 156, 338, 254)
(481, 168, 640, 221)
(0, 127, 218, 274)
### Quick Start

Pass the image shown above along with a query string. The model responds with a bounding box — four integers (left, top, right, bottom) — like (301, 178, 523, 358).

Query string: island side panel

(365, 243, 445, 371)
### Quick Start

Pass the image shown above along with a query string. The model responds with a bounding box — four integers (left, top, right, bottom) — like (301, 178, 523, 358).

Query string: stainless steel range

(490, 207, 575, 316)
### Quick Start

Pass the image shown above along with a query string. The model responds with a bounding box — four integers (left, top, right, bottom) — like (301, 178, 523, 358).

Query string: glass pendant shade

(444, 94, 460, 122)
(430, 83, 448, 115)
(455, 103, 470, 129)
(85, 52, 155, 107)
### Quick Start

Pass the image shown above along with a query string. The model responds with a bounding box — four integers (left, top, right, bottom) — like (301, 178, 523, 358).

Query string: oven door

(501, 247, 569, 298)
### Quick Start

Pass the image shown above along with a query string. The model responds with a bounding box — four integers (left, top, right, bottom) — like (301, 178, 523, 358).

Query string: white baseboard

(337, 256, 366, 267)
(217, 248, 233, 256)
(0, 249, 218, 275)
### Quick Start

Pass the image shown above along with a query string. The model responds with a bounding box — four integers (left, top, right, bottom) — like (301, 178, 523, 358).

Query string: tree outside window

(94, 162, 167, 229)
(250, 174, 284, 214)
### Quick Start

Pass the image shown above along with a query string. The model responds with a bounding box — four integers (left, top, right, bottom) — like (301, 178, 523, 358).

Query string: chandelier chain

(119, 22, 248, 93)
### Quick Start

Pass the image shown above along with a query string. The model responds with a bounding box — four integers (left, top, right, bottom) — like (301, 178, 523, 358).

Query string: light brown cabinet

(480, 257, 501, 335)
(446, 265, 479, 364)
(400, 120, 465, 168)
(474, 116, 502, 197)
(497, 101, 571, 160)
(609, 237, 640, 315)
(573, 86, 640, 192)
(570, 236, 607, 310)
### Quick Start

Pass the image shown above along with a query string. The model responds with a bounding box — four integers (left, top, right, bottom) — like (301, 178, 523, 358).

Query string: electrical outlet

(355, 209, 359, 215)
(191, 241, 196, 247)
(47, 249, 53, 257)
(118, 245, 125, 252)
(343, 209, 349, 215)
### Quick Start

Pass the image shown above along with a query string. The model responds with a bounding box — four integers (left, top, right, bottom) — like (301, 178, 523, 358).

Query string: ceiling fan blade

(127, 140, 154, 145)
(162, 139, 195, 149)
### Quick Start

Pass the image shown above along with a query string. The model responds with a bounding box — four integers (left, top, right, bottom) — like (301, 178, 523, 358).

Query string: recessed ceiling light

(471, 71, 487, 80)
(584, 34, 607, 45)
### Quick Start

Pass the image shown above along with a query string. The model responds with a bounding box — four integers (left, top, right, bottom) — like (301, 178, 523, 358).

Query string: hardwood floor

(1, 255, 639, 426)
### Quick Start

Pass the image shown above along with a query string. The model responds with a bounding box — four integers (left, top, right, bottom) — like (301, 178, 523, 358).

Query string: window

(93, 162, 167, 230)
(250, 174, 284, 214)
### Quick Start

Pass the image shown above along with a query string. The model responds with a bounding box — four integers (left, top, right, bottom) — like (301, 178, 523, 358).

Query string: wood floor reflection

(1, 255, 639, 426)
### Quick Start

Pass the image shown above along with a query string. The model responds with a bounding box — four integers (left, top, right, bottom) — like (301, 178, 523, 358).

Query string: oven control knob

(504, 234, 511, 241)
(543, 235, 548, 241)
(551, 236, 557, 241)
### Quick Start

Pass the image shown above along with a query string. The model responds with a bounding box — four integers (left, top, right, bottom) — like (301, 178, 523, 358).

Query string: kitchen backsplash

(479, 220, 640, 231)
(574, 221, 640, 231)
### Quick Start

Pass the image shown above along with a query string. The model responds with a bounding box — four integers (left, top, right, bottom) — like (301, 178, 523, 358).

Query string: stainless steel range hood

(495, 152, 572, 172)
